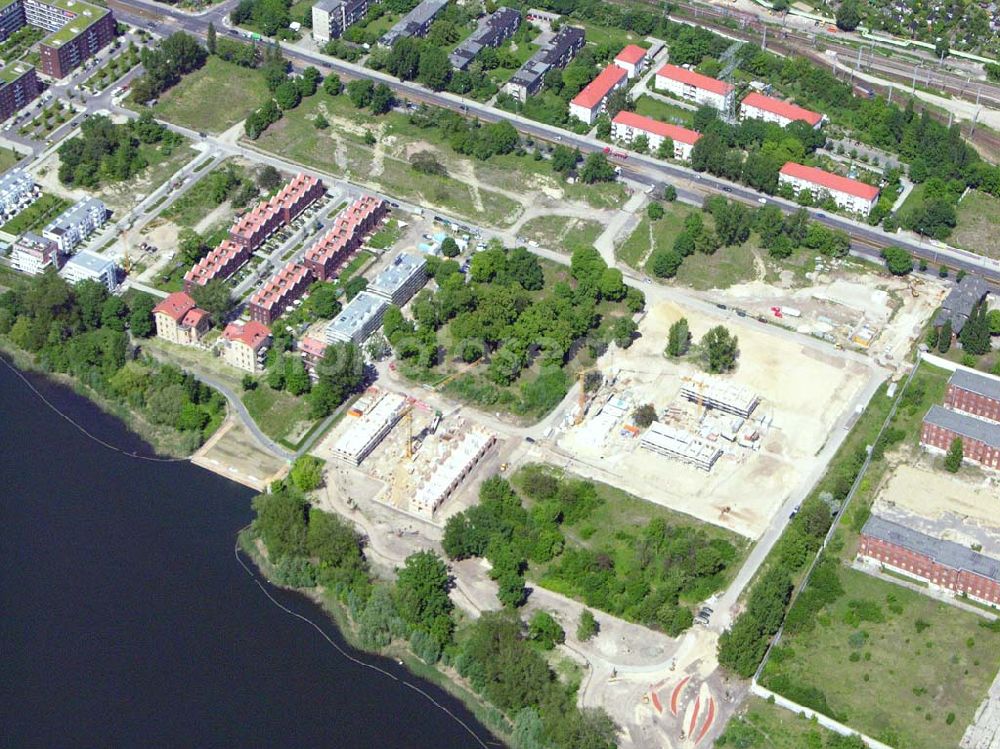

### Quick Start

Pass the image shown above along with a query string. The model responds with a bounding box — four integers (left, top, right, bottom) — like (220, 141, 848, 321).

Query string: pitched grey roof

(934, 274, 989, 333)
(863, 514, 1000, 583)
(924, 404, 1000, 449)
(950, 369, 1000, 404)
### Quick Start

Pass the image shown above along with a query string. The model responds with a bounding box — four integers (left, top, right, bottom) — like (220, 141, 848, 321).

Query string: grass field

(242, 384, 312, 442)
(1, 194, 71, 236)
(633, 95, 695, 126)
(952, 190, 1000, 260)
(762, 564, 1000, 749)
(617, 202, 695, 268)
(0, 147, 22, 172)
(675, 241, 759, 290)
(161, 160, 248, 227)
(717, 697, 862, 748)
(150, 57, 269, 133)
(519, 215, 603, 253)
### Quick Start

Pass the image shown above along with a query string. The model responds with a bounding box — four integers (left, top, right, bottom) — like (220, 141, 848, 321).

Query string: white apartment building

(222, 320, 271, 373)
(778, 162, 880, 216)
(0, 167, 36, 218)
(569, 63, 628, 125)
(59, 250, 116, 289)
(613, 44, 647, 79)
(740, 92, 823, 129)
(654, 64, 735, 113)
(611, 111, 701, 160)
(9, 232, 59, 275)
(43, 196, 107, 252)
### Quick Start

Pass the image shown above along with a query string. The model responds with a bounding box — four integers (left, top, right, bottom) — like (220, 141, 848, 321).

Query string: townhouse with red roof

(611, 111, 701, 160)
(654, 64, 735, 113)
(740, 92, 824, 129)
(297, 336, 329, 380)
(222, 320, 272, 373)
(614, 44, 647, 79)
(248, 261, 315, 325)
(303, 195, 387, 281)
(153, 292, 211, 346)
(778, 162, 880, 216)
(569, 64, 628, 125)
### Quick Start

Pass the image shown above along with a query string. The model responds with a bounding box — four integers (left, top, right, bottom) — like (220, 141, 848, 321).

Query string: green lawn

(367, 218, 400, 250)
(241, 384, 313, 442)
(150, 57, 269, 133)
(1, 194, 71, 236)
(0, 147, 22, 172)
(952, 189, 1000, 260)
(519, 215, 603, 253)
(717, 696, 864, 748)
(161, 160, 248, 227)
(675, 241, 759, 290)
(633, 95, 695, 126)
(618, 202, 695, 269)
(761, 564, 1000, 749)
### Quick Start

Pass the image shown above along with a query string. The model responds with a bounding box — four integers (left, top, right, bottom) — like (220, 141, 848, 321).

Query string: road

(106, 0, 1000, 285)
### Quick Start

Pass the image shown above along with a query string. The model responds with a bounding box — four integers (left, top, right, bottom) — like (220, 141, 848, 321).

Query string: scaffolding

(640, 422, 722, 471)
(680, 375, 760, 418)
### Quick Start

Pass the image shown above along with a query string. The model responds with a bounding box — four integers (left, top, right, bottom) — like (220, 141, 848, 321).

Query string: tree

(960, 300, 991, 355)
(612, 317, 637, 348)
(274, 80, 302, 110)
(370, 83, 394, 115)
(310, 341, 364, 417)
(507, 247, 543, 290)
(647, 201, 664, 220)
(938, 319, 952, 353)
(632, 134, 649, 154)
(417, 46, 451, 90)
(128, 292, 156, 337)
(528, 610, 565, 650)
(395, 551, 454, 646)
(835, 0, 861, 31)
(314, 114, 329, 129)
(298, 66, 321, 97)
(309, 282, 340, 318)
(666, 317, 691, 357)
(987, 309, 1000, 335)
(649, 249, 682, 278)
(551, 145, 580, 175)
(101, 296, 128, 332)
(657, 137, 675, 160)
(577, 609, 599, 641)
(290, 455, 325, 491)
(945, 437, 963, 472)
(632, 403, 657, 428)
(206, 22, 217, 55)
(580, 152, 616, 184)
(323, 73, 342, 96)
(285, 356, 312, 396)
(440, 237, 460, 258)
(701, 325, 739, 373)
(599, 267, 626, 301)
(881, 246, 913, 275)
(347, 79, 374, 108)
(251, 487, 308, 560)
(190, 280, 230, 321)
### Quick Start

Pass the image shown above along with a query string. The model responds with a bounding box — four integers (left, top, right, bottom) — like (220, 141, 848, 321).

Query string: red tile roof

(779, 162, 880, 201)
(655, 64, 733, 95)
(615, 44, 646, 65)
(741, 92, 823, 127)
(571, 64, 628, 110)
(612, 111, 702, 145)
(298, 336, 328, 359)
(153, 291, 197, 322)
(181, 308, 209, 328)
(223, 320, 271, 349)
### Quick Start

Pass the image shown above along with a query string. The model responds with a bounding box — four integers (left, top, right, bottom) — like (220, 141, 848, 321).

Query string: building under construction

(329, 389, 408, 465)
(680, 375, 759, 418)
(640, 421, 723, 471)
(409, 428, 496, 518)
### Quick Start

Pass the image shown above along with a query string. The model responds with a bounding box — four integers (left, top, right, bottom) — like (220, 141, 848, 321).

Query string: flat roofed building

(153, 291, 210, 345)
(504, 25, 584, 101)
(248, 261, 314, 325)
(740, 91, 823, 129)
(569, 64, 628, 125)
(368, 252, 426, 306)
(42, 195, 106, 252)
(611, 111, 700, 160)
(10, 231, 59, 275)
(0, 61, 39, 121)
(859, 514, 1000, 605)
(449, 7, 521, 70)
(680, 375, 759, 418)
(946, 369, 1000, 424)
(23, 0, 116, 79)
(934, 274, 988, 336)
(921, 404, 1000, 470)
(312, 0, 372, 42)
(640, 421, 722, 470)
(222, 320, 271, 372)
(613, 44, 646, 79)
(59, 249, 115, 289)
(379, 0, 447, 47)
(778, 162, 879, 216)
(654, 64, 734, 112)
(0, 166, 36, 217)
(330, 389, 407, 465)
(325, 290, 388, 344)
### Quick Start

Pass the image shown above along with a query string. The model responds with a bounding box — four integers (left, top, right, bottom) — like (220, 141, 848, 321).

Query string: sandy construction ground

(192, 418, 288, 491)
(557, 299, 871, 539)
(875, 463, 1000, 556)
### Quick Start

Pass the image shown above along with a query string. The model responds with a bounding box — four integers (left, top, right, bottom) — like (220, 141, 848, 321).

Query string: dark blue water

(0, 361, 491, 749)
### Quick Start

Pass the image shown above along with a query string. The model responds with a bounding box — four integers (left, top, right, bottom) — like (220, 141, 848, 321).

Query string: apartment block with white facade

(0, 167, 36, 218)
(569, 64, 628, 125)
(59, 249, 115, 289)
(740, 91, 823, 129)
(611, 111, 701, 160)
(9, 232, 59, 275)
(778, 162, 880, 216)
(654, 64, 734, 113)
(42, 196, 106, 252)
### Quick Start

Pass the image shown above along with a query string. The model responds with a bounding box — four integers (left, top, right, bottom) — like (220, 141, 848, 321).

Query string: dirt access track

(558, 299, 873, 539)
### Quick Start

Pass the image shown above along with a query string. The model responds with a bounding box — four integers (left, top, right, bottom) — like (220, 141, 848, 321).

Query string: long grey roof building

(862, 514, 1000, 584)
(379, 0, 448, 47)
(924, 404, 1000, 449)
(448, 7, 521, 70)
(950, 368, 1000, 405)
(934, 274, 988, 334)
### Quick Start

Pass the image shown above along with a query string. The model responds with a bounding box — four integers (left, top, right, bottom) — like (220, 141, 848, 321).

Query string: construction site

(555, 298, 877, 540)
(312, 387, 503, 524)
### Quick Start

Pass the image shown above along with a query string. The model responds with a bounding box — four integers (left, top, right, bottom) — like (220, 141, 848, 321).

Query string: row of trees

(131, 31, 207, 104)
(0, 270, 220, 454)
(248, 476, 617, 748)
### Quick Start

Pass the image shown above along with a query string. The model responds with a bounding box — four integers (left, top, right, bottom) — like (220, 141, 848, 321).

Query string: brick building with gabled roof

(153, 291, 210, 346)
(248, 261, 314, 325)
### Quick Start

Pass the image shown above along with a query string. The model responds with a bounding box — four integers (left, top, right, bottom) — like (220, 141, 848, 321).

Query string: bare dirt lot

(192, 417, 288, 491)
(556, 299, 872, 539)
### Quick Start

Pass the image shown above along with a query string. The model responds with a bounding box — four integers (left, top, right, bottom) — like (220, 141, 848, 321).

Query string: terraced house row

(184, 173, 324, 292)
(303, 195, 386, 281)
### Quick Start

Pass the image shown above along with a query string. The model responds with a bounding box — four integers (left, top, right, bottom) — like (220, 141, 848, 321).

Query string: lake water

(0, 360, 491, 748)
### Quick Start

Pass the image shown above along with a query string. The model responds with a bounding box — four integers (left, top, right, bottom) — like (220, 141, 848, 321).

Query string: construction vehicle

(575, 368, 599, 425)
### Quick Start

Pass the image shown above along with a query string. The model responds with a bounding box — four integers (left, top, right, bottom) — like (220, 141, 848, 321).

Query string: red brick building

(859, 515, 1000, 605)
(0, 63, 39, 121)
(945, 369, 1000, 424)
(39, 9, 116, 79)
(921, 404, 1000, 470)
(183, 239, 251, 292)
(297, 336, 328, 380)
(303, 195, 386, 281)
(247, 261, 314, 324)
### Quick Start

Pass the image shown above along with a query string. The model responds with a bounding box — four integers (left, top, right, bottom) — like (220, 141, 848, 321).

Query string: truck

(602, 146, 629, 160)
